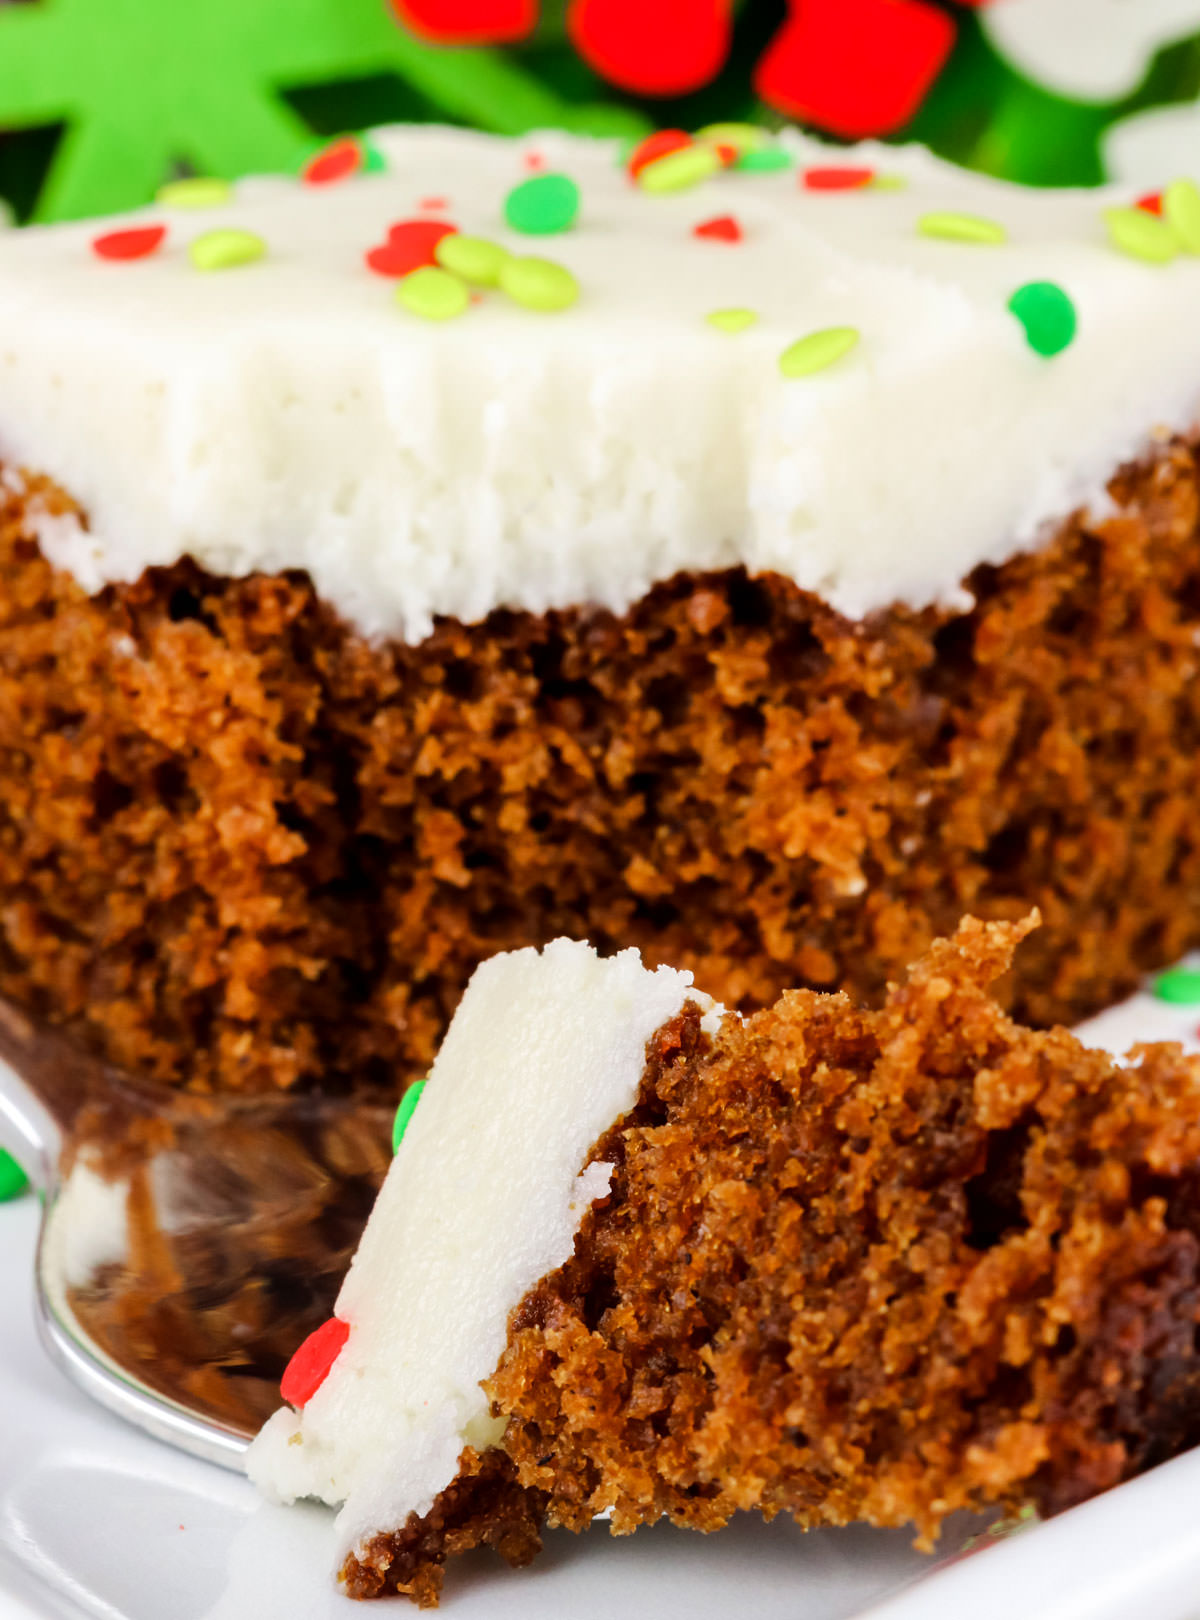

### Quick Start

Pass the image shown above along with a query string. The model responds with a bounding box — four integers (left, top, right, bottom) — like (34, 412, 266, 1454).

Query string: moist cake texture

(252, 919, 1200, 1604)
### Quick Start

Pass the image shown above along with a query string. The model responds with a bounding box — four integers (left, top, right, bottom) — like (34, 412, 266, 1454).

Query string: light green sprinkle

(504, 173, 580, 235)
(392, 1080, 426, 1153)
(706, 307, 758, 334)
(0, 1148, 27, 1201)
(1104, 205, 1177, 264)
(158, 177, 233, 210)
(1007, 281, 1077, 358)
(435, 233, 509, 286)
(695, 122, 767, 155)
(639, 143, 722, 194)
(499, 254, 579, 312)
(779, 326, 860, 379)
(734, 146, 792, 174)
(189, 228, 266, 271)
(1164, 179, 1200, 254)
(395, 266, 470, 321)
(1153, 965, 1200, 1004)
(870, 173, 908, 192)
(918, 211, 1007, 245)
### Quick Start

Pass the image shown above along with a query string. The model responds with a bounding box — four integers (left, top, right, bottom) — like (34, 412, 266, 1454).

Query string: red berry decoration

(387, 0, 536, 43)
(803, 165, 876, 191)
(570, 0, 732, 96)
(303, 138, 363, 187)
(756, 0, 956, 139)
(91, 224, 167, 262)
(365, 218, 458, 277)
(693, 213, 742, 241)
(281, 1316, 350, 1408)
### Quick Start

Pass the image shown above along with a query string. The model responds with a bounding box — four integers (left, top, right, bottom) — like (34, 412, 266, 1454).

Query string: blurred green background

(1, 0, 1199, 224)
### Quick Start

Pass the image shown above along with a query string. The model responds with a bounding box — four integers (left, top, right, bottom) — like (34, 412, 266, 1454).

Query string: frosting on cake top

(0, 124, 1198, 642)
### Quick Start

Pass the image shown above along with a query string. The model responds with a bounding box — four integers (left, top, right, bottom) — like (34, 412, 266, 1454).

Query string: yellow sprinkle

(157, 177, 233, 210)
(695, 122, 767, 155)
(1103, 206, 1178, 264)
(189, 228, 266, 271)
(706, 308, 758, 334)
(918, 211, 1007, 245)
(779, 326, 860, 379)
(1163, 179, 1200, 255)
(639, 144, 722, 195)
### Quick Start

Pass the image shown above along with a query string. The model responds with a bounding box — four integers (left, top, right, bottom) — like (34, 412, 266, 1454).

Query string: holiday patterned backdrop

(0, 0, 1199, 224)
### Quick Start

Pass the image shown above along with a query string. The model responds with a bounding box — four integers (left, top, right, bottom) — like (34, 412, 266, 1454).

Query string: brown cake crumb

(345, 916, 1200, 1601)
(2, 438, 1200, 1095)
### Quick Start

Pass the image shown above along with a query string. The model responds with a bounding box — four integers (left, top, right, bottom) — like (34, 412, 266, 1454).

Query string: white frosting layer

(246, 938, 699, 1562)
(2, 126, 1200, 641)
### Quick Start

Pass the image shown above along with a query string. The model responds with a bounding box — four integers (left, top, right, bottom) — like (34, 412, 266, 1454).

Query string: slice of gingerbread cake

(248, 917, 1200, 1604)
(1, 127, 1200, 1100)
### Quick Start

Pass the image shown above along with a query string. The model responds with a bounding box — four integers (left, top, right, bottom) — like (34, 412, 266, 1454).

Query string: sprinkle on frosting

(503, 172, 580, 235)
(735, 146, 792, 173)
(1007, 281, 1077, 358)
(302, 137, 363, 187)
(918, 210, 1008, 245)
(1104, 205, 1178, 264)
(499, 254, 579, 312)
(803, 166, 875, 191)
(188, 228, 266, 271)
(392, 1081, 427, 1154)
(639, 143, 722, 194)
(1153, 965, 1200, 1004)
(280, 1316, 351, 1409)
(156, 177, 233, 210)
(395, 265, 470, 321)
(706, 307, 758, 333)
(696, 122, 767, 156)
(91, 224, 167, 262)
(779, 325, 860, 378)
(435, 232, 509, 285)
(366, 218, 458, 278)
(1136, 192, 1164, 216)
(627, 129, 692, 179)
(693, 214, 742, 242)
(1163, 179, 1200, 255)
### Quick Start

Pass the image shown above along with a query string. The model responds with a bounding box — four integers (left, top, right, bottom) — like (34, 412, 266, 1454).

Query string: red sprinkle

(803, 165, 876, 191)
(693, 213, 742, 242)
(420, 195, 451, 211)
(628, 129, 692, 179)
(303, 138, 362, 187)
(713, 142, 739, 167)
(91, 225, 167, 262)
(365, 219, 458, 277)
(281, 1317, 350, 1408)
(524, 150, 546, 171)
(1136, 191, 1164, 216)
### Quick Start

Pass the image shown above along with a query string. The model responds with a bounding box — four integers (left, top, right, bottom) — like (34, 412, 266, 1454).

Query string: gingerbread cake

(0, 127, 1199, 1102)
(247, 916, 1200, 1603)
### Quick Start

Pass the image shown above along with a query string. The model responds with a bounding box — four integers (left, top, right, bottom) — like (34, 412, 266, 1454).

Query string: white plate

(5, 975, 1200, 1620)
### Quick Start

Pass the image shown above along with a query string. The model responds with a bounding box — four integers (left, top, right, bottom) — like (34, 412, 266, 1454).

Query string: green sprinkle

(504, 173, 580, 235)
(706, 307, 758, 334)
(1007, 281, 1077, 358)
(1104, 205, 1177, 264)
(362, 141, 387, 176)
(918, 211, 1007, 245)
(395, 266, 470, 321)
(1153, 965, 1200, 1004)
(695, 122, 767, 155)
(639, 144, 722, 194)
(779, 326, 860, 379)
(157, 177, 233, 210)
(189, 228, 266, 271)
(435, 233, 509, 286)
(499, 254, 579, 312)
(0, 1148, 27, 1201)
(734, 146, 792, 174)
(392, 1080, 426, 1153)
(1164, 179, 1200, 254)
